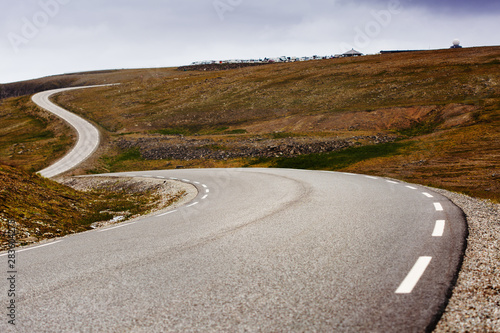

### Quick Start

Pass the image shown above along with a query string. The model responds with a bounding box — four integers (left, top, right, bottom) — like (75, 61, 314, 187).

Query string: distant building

(341, 49, 363, 57)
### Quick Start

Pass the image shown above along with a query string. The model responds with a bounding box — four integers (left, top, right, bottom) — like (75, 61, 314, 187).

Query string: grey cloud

(352, 0, 500, 14)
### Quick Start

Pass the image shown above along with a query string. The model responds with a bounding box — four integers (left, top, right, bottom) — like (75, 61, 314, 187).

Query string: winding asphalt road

(0, 88, 467, 332)
(32, 86, 110, 178)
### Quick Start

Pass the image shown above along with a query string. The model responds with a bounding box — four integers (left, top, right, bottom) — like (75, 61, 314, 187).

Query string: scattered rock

(116, 134, 397, 161)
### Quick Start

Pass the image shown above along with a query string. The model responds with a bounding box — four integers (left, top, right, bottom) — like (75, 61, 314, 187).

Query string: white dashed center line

(157, 210, 178, 217)
(422, 192, 434, 198)
(434, 203, 444, 211)
(432, 220, 446, 237)
(406, 186, 417, 190)
(0, 240, 63, 256)
(98, 223, 136, 233)
(396, 256, 433, 294)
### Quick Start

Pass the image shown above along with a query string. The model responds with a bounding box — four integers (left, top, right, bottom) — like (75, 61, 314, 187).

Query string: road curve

(32, 85, 111, 178)
(0, 168, 467, 332)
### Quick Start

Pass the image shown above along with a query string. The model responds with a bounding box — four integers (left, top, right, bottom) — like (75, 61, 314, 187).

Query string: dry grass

(0, 96, 75, 172)
(0, 164, 174, 250)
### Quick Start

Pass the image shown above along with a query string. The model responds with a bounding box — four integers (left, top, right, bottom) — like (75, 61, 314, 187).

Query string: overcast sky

(1, 0, 499, 83)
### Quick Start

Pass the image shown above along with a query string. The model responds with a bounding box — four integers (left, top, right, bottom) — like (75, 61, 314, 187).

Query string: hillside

(51, 46, 499, 201)
(1, 46, 499, 200)
(0, 163, 189, 250)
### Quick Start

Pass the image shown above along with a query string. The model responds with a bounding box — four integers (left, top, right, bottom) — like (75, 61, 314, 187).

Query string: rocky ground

(433, 189, 500, 332)
(117, 134, 396, 161)
(59, 176, 197, 229)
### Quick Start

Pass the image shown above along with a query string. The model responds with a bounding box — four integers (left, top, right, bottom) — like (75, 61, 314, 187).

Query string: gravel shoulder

(432, 188, 500, 332)
(59, 176, 198, 229)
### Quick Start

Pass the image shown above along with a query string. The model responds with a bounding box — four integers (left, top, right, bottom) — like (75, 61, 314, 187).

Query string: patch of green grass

(260, 141, 413, 170)
(114, 148, 143, 162)
(271, 132, 305, 139)
(396, 115, 443, 137)
(155, 126, 247, 136)
(156, 128, 192, 136)
(98, 148, 144, 173)
(224, 129, 247, 134)
(155, 125, 205, 136)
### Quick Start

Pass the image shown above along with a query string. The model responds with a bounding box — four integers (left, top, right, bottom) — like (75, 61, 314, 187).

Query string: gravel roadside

(432, 189, 500, 332)
(59, 176, 198, 229)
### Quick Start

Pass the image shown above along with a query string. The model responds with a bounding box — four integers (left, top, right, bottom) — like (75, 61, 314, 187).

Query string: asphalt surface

(1, 168, 466, 332)
(32, 86, 108, 178)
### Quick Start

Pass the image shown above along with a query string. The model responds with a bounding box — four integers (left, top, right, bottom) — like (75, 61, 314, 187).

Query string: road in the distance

(0, 168, 466, 332)
(32, 86, 110, 178)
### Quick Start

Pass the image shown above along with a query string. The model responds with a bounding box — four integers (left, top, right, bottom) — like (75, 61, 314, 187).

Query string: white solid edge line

(97, 223, 135, 233)
(434, 202, 444, 211)
(396, 256, 433, 294)
(186, 202, 199, 208)
(433, 220, 446, 237)
(0, 240, 63, 256)
(157, 210, 178, 217)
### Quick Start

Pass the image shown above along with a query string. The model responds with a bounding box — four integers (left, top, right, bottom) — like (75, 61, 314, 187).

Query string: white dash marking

(170, 177, 178, 180)
(98, 223, 135, 233)
(193, 181, 200, 185)
(433, 220, 446, 237)
(422, 192, 434, 198)
(205, 189, 210, 193)
(434, 203, 444, 211)
(182, 179, 191, 182)
(365, 176, 378, 179)
(202, 184, 208, 188)
(396, 257, 432, 294)
(186, 202, 199, 208)
(406, 186, 417, 190)
(156, 176, 166, 179)
(386, 180, 399, 184)
(202, 194, 208, 200)
(158, 210, 178, 217)
(0, 240, 64, 256)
